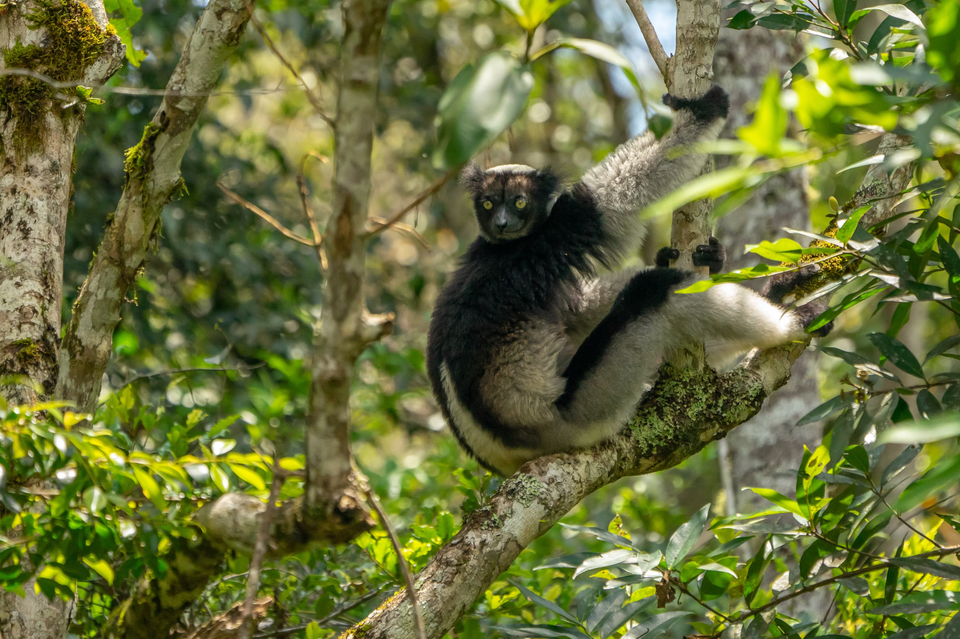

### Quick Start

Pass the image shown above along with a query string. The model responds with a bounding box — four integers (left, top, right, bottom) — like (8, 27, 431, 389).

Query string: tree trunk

(713, 23, 833, 620)
(713, 25, 821, 509)
(0, 1, 123, 637)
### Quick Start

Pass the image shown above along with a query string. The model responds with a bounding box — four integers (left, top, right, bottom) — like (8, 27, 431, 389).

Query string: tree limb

(303, 0, 393, 516)
(56, 0, 257, 415)
(624, 0, 669, 80)
(339, 346, 801, 639)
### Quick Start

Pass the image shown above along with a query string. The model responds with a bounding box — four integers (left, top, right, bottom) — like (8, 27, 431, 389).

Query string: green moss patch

(0, 0, 108, 152)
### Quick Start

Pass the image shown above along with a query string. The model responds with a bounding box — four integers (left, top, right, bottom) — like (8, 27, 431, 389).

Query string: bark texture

(303, 0, 392, 520)
(56, 0, 256, 415)
(340, 346, 806, 639)
(0, 0, 123, 406)
(665, 0, 722, 273)
(713, 24, 822, 509)
(0, 2, 123, 637)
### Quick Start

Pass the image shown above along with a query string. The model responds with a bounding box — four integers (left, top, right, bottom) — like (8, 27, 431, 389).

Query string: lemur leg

(564, 269, 641, 347)
(556, 267, 824, 445)
(557, 269, 689, 438)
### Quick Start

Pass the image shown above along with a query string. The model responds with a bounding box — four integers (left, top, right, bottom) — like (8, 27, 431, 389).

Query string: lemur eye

(515, 198, 527, 210)
(482, 201, 493, 210)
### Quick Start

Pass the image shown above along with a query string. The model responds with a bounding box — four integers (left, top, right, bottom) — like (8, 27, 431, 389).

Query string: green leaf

(496, 0, 573, 31)
(881, 445, 921, 486)
(83, 487, 107, 514)
(104, 0, 147, 67)
(867, 333, 925, 379)
(844, 445, 871, 473)
(211, 439, 236, 456)
(745, 238, 803, 263)
(835, 206, 868, 244)
(926, 0, 960, 84)
(573, 549, 637, 578)
(229, 464, 267, 491)
(738, 74, 788, 156)
(743, 537, 768, 605)
(585, 590, 625, 634)
(665, 504, 710, 568)
(306, 621, 323, 639)
(925, 335, 960, 363)
(745, 488, 805, 518)
(434, 53, 534, 168)
(622, 612, 691, 639)
(834, 0, 858, 29)
(83, 557, 114, 585)
(132, 466, 165, 511)
(797, 395, 853, 426)
(887, 626, 940, 639)
(512, 582, 579, 624)
(939, 236, 960, 282)
(890, 557, 960, 581)
(914, 219, 941, 254)
(898, 453, 960, 512)
(869, 590, 960, 615)
(856, 4, 923, 28)
(818, 346, 872, 366)
(728, 10, 756, 30)
(537, 39, 641, 96)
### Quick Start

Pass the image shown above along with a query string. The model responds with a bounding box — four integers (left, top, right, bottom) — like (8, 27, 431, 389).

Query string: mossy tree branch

(56, 0, 256, 416)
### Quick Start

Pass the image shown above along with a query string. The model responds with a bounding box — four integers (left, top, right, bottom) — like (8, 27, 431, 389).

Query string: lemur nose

(496, 220, 508, 231)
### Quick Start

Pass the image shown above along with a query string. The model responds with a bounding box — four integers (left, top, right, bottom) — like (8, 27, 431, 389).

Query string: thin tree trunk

(0, 2, 123, 637)
(713, 25, 820, 509)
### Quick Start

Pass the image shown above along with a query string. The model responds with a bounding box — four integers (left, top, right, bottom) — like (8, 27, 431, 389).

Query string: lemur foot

(662, 85, 730, 122)
(693, 237, 725, 274)
(655, 246, 679, 268)
(654, 237, 725, 274)
(762, 265, 833, 337)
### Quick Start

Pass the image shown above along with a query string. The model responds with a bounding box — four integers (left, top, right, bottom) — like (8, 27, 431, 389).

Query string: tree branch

(56, 0, 257, 415)
(340, 346, 802, 639)
(303, 0, 393, 516)
(624, 0, 669, 80)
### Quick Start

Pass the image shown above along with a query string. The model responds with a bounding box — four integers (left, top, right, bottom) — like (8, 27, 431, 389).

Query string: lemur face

(460, 163, 560, 243)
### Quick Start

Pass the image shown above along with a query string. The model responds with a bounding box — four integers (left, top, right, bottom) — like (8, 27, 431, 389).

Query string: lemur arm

(576, 86, 729, 258)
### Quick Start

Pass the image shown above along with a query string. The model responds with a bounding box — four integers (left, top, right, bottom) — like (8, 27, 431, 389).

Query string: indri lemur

(427, 85, 829, 476)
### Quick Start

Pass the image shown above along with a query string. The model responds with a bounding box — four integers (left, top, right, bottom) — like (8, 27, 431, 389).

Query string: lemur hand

(662, 85, 730, 122)
(655, 237, 725, 274)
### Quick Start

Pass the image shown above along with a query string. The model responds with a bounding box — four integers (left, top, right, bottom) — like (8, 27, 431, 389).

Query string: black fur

(557, 268, 688, 410)
(761, 265, 834, 336)
(663, 85, 730, 122)
(426, 180, 609, 468)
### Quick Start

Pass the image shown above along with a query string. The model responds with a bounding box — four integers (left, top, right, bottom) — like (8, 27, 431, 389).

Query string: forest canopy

(0, 0, 959, 637)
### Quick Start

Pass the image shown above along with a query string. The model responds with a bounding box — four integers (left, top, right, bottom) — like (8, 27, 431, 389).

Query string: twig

(367, 217, 430, 249)
(218, 182, 316, 246)
(239, 458, 285, 639)
(868, 475, 943, 549)
(624, 0, 669, 80)
(366, 489, 427, 639)
(748, 544, 960, 618)
(249, 11, 335, 127)
(366, 169, 459, 238)
(110, 363, 266, 394)
(674, 581, 732, 624)
(297, 153, 329, 268)
(0, 68, 84, 103)
(253, 587, 386, 637)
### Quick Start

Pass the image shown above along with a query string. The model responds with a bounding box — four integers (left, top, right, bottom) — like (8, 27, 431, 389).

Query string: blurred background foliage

(2, 0, 959, 635)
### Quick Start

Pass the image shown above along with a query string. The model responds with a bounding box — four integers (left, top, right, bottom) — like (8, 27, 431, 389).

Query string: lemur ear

(535, 167, 562, 206)
(460, 161, 485, 196)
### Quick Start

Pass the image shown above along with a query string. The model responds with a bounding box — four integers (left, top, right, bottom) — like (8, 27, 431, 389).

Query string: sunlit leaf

(434, 53, 534, 168)
(664, 504, 710, 568)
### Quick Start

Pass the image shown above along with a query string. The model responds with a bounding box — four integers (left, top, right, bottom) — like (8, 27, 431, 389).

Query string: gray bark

(0, 1, 123, 637)
(713, 24, 822, 509)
